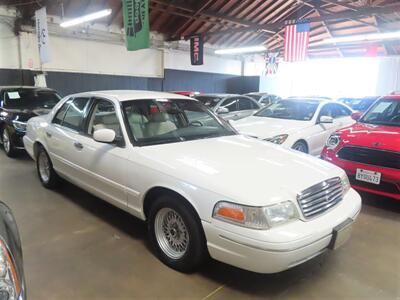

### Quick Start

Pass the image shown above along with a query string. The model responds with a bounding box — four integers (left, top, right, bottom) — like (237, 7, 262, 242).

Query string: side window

(52, 101, 70, 125)
(238, 98, 256, 110)
(334, 104, 352, 118)
(87, 99, 121, 137)
(62, 97, 90, 131)
(220, 98, 237, 112)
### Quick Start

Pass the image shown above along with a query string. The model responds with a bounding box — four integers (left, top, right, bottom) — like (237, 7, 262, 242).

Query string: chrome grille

(297, 177, 343, 219)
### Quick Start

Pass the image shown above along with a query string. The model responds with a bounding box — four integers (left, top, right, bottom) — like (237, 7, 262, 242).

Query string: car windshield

(360, 98, 400, 127)
(122, 99, 236, 146)
(3, 89, 61, 109)
(254, 100, 319, 121)
(193, 96, 222, 108)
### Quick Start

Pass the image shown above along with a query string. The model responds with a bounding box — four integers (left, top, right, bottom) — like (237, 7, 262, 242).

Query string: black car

(0, 86, 61, 157)
(0, 202, 26, 299)
(337, 96, 379, 113)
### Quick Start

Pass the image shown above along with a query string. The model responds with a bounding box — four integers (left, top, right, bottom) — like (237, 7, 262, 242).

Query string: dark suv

(0, 86, 61, 157)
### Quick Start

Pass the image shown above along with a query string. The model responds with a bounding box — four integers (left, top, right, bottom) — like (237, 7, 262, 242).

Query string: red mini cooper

(321, 95, 400, 200)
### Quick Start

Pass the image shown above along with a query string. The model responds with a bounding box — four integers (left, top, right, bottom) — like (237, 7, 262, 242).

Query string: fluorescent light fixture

(320, 31, 400, 45)
(60, 9, 112, 28)
(215, 46, 266, 55)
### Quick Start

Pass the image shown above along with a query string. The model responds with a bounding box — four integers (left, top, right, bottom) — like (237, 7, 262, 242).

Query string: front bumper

(322, 149, 400, 200)
(203, 189, 361, 273)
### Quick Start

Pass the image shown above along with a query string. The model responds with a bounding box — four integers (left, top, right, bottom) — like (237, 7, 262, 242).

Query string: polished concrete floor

(0, 151, 399, 300)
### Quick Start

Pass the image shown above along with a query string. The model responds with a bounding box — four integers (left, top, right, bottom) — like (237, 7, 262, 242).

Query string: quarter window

(62, 97, 90, 131)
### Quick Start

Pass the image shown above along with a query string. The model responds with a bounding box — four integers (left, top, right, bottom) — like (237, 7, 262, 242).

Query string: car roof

(283, 97, 330, 103)
(245, 92, 268, 96)
(383, 95, 400, 100)
(66, 90, 194, 102)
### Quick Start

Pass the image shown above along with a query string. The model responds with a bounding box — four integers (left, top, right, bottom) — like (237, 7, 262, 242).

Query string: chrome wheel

(2, 130, 10, 154)
(154, 208, 189, 259)
(38, 151, 51, 183)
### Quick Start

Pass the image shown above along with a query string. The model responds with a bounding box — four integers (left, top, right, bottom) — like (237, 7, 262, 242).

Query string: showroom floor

(0, 151, 399, 300)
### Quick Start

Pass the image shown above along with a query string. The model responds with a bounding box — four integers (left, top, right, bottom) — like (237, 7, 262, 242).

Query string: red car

(170, 91, 202, 97)
(321, 95, 400, 200)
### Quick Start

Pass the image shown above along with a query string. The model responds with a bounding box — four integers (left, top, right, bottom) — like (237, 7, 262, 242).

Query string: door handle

(46, 131, 52, 138)
(73, 141, 83, 150)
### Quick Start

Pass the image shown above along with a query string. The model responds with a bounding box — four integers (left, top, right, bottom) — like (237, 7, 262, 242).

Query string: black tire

(148, 195, 208, 273)
(292, 140, 308, 153)
(36, 146, 60, 189)
(1, 127, 17, 158)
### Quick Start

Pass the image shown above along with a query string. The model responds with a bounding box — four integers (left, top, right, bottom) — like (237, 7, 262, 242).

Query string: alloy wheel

(2, 130, 10, 154)
(38, 151, 51, 183)
(154, 207, 189, 259)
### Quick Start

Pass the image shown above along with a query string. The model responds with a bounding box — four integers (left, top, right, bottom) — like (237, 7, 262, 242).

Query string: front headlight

(12, 121, 27, 132)
(326, 133, 341, 149)
(265, 134, 288, 145)
(212, 201, 299, 229)
(0, 240, 22, 300)
(341, 173, 351, 194)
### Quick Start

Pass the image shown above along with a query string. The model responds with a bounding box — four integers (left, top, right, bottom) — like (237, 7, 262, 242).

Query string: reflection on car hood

(5, 107, 51, 121)
(231, 116, 312, 139)
(338, 122, 400, 152)
(137, 135, 343, 206)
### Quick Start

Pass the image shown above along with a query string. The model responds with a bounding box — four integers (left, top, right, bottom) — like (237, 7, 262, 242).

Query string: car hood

(338, 122, 400, 152)
(5, 107, 51, 121)
(232, 116, 312, 139)
(137, 135, 344, 206)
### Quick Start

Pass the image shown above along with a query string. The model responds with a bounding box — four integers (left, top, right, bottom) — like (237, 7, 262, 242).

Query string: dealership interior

(0, 0, 399, 299)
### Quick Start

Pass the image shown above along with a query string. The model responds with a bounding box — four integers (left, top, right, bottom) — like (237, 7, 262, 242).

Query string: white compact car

(232, 98, 355, 156)
(23, 91, 361, 273)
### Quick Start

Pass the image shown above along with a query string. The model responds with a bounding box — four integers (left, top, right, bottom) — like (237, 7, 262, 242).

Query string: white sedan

(23, 91, 361, 273)
(232, 98, 355, 156)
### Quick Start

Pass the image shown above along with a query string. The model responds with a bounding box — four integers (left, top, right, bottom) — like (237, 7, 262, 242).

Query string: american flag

(284, 22, 310, 62)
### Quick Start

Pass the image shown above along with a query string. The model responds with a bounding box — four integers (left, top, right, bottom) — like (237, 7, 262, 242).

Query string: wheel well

(33, 142, 44, 159)
(293, 139, 309, 152)
(143, 187, 198, 220)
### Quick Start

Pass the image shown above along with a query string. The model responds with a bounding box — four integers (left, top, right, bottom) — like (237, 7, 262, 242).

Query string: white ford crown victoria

(23, 91, 361, 273)
(232, 98, 355, 156)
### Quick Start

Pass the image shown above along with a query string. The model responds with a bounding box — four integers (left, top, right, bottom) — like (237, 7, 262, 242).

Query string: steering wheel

(189, 120, 204, 127)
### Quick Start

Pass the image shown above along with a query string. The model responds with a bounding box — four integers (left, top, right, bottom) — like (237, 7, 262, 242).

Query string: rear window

(3, 89, 61, 109)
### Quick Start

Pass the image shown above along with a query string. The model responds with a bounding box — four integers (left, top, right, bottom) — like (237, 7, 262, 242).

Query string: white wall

(164, 49, 242, 75)
(18, 31, 164, 77)
(0, 12, 244, 78)
(0, 21, 19, 69)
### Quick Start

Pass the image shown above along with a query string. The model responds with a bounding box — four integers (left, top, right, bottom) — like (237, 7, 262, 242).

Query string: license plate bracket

(329, 218, 353, 250)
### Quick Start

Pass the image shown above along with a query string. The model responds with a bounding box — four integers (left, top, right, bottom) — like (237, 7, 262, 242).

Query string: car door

(216, 97, 238, 120)
(236, 97, 261, 120)
(45, 97, 92, 182)
(76, 98, 128, 209)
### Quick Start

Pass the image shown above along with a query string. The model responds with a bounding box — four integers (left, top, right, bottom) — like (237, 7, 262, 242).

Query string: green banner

(122, 0, 149, 51)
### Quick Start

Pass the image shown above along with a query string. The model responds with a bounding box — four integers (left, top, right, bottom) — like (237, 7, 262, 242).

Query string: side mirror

(319, 116, 334, 124)
(217, 107, 229, 114)
(93, 128, 116, 143)
(351, 111, 362, 121)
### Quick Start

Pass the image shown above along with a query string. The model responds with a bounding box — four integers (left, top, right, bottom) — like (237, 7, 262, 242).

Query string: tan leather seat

(145, 113, 177, 137)
(128, 113, 148, 139)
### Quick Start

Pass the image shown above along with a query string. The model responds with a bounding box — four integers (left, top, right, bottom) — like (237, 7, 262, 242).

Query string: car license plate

(329, 218, 353, 250)
(355, 168, 381, 185)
